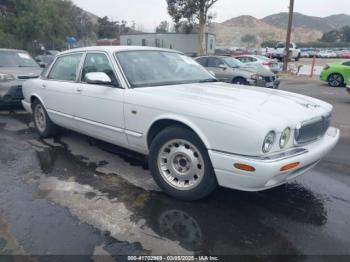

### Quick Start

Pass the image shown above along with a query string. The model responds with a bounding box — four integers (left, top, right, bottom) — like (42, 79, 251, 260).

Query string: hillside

(262, 12, 350, 32)
(209, 14, 323, 47)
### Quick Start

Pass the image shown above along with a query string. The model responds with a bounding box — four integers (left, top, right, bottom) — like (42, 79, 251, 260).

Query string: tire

(32, 100, 59, 138)
(149, 125, 217, 201)
(232, 77, 248, 85)
(328, 73, 344, 88)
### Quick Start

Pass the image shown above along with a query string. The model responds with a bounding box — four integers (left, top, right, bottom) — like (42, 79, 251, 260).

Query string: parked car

(22, 46, 339, 200)
(317, 50, 337, 58)
(235, 55, 280, 74)
(270, 42, 301, 61)
(320, 61, 350, 87)
(0, 49, 42, 105)
(35, 54, 55, 68)
(195, 55, 280, 89)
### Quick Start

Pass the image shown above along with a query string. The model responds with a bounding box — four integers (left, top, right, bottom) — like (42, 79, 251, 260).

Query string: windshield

(0, 51, 39, 67)
(115, 51, 216, 88)
(222, 57, 245, 68)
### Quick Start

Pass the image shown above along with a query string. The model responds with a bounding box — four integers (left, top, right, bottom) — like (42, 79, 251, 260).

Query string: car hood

(0, 67, 42, 78)
(135, 82, 332, 129)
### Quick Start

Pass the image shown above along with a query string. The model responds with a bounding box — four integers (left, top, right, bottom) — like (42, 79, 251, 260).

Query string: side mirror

(85, 72, 112, 85)
(219, 64, 227, 70)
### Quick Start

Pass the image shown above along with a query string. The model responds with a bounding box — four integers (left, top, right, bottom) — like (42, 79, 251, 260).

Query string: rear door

(43, 53, 84, 129)
(73, 52, 128, 147)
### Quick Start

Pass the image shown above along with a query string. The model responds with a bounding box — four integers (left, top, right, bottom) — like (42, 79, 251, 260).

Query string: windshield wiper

(199, 78, 218, 83)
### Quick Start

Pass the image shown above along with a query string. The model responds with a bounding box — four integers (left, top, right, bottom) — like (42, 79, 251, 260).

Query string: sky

(72, 0, 350, 32)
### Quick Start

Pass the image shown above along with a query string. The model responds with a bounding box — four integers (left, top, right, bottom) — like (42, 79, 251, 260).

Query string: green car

(320, 61, 350, 87)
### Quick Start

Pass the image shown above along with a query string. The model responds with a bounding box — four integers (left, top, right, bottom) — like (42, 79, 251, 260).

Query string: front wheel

(149, 126, 217, 201)
(328, 73, 344, 87)
(232, 77, 248, 85)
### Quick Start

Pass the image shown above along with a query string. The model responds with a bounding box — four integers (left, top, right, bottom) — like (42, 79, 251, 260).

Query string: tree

(166, 0, 218, 55)
(320, 30, 342, 42)
(241, 34, 258, 49)
(156, 21, 170, 33)
(342, 26, 350, 42)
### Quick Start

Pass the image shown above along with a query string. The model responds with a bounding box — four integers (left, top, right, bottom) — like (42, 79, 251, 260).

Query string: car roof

(59, 46, 181, 55)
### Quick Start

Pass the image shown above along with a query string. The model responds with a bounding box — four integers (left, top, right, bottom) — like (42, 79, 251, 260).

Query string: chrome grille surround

(295, 115, 331, 145)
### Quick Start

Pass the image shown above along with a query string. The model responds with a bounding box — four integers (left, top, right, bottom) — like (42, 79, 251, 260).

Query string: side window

(81, 53, 118, 86)
(237, 57, 246, 63)
(48, 54, 82, 81)
(127, 39, 132, 45)
(208, 57, 222, 68)
(343, 61, 350, 66)
(142, 39, 147, 46)
(196, 57, 208, 67)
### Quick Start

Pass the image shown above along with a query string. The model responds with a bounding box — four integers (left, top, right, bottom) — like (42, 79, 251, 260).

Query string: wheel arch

(146, 115, 211, 150)
(29, 94, 46, 109)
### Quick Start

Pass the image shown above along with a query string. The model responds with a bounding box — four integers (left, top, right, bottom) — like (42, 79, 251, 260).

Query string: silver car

(0, 49, 42, 105)
(235, 55, 281, 74)
(195, 56, 280, 89)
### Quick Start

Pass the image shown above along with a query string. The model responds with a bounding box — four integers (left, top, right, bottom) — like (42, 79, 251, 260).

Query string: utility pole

(283, 0, 295, 72)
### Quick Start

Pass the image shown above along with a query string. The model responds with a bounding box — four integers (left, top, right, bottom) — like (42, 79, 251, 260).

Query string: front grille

(17, 75, 39, 80)
(295, 116, 331, 144)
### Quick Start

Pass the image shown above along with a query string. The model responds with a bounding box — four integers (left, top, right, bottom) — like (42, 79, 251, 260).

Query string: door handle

(76, 87, 82, 93)
(41, 84, 46, 89)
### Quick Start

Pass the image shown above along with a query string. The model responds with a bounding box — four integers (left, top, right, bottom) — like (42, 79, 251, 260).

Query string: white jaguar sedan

(22, 46, 339, 201)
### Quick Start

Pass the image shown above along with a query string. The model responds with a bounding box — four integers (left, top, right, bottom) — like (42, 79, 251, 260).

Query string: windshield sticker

(18, 53, 31, 59)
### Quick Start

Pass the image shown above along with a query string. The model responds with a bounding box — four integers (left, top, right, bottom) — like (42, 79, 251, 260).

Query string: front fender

(147, 113, 212, 149)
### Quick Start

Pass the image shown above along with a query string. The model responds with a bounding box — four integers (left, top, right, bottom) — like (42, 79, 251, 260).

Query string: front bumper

(255, 78, 280, 89)
(209, 127, 340, 192)
(0, 81, 24, 105)
(346, 85, 350, 94)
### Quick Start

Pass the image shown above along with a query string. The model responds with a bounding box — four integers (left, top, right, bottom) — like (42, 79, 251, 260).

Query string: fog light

(234, 163, 256, 172)
(280, 162, 300, 172)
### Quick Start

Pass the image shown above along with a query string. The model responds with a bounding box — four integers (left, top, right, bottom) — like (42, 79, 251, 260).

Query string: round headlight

(279, 128, 291, 149)
(262, 131, 276, 153)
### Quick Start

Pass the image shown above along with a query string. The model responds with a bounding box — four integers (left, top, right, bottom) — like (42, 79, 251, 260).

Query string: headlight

(251, 74, 263, 80)
(0, 73, 15, 82)
(279, 128, 291, 149)
(262, 131, 276, 153)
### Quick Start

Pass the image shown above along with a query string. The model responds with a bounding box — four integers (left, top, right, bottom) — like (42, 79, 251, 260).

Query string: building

(96, 38, 120, 46)
(120, 33, 216, 57)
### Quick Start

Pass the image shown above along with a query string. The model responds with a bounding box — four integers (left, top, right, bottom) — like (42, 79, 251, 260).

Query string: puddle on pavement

(31, 142, 329, 256)
(1, 111, 330, 256)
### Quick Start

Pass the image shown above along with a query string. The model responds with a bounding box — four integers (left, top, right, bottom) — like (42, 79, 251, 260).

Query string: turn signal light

(234, 163, 256, 172)
(280, 162, 300, 172)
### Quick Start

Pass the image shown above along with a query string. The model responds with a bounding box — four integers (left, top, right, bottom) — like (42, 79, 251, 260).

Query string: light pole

(283, 0, 295, 72)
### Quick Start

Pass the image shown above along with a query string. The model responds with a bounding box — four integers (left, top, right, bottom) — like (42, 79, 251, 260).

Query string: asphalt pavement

(0, 79, 349, 261)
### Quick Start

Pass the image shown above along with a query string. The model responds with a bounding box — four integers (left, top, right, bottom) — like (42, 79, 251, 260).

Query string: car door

(43, 53, 84, 129)
(74, 52, 128, 147)
(207, 57, 232, 82)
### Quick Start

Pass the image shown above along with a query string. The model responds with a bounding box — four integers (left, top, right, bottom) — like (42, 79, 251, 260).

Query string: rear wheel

(328, 73, 344, 87)
(149, 126, 217, 201)
(32, 100, 59, 138)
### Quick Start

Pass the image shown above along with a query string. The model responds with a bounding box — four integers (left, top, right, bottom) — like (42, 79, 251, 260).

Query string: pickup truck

(268, 42, 301, 62)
